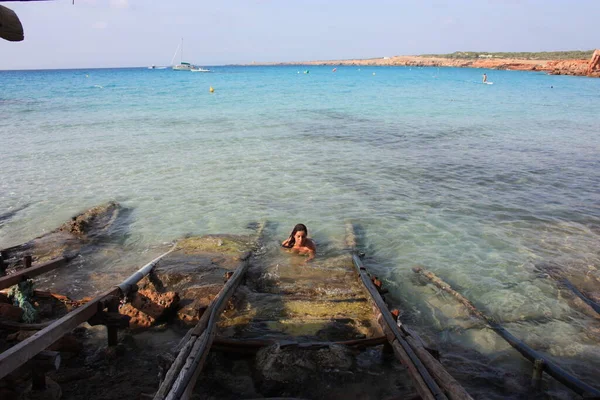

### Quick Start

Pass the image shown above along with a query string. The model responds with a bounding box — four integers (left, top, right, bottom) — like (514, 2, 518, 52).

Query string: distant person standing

(482, 73, 487, 83)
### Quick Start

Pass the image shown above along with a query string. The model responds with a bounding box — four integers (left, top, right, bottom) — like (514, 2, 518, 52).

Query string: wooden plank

(413, 266, 600, 398)
(404, 334, 472, 400)
(162, 256, 251, 400)
(172, 329, 215, 400)
(157, 339, 195, 397)
(374, 307, 472, 400)
(0, 286, 118, 380)
(560, 278, 600, 315)
(0, 257, 67, 290)
(0, 243, 174, 380)
(352, 255, 447, 400)
(155, 256, 251, 400)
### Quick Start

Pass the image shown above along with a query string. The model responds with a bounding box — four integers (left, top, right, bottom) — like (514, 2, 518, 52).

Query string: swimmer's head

(286, 223, 308, 247)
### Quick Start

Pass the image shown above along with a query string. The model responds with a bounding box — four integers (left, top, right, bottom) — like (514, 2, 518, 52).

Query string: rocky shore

(253, 49, 600, 78)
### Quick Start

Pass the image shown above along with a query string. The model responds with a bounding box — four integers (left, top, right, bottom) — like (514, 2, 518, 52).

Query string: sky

(0, 0, 599, 70)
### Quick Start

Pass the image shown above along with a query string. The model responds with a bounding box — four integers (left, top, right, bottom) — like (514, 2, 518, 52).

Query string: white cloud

(92, 21, 108, 30)
(110, 0, 129, 9)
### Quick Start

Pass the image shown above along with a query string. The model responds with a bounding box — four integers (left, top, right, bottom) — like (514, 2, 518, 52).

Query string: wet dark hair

(282, 223, 308, 248)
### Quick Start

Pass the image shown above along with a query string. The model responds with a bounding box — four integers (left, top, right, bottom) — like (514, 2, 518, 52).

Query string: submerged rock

(2, 201, 125, 266)
(133, 234, 255, 326)
(57, 201, 120, 237)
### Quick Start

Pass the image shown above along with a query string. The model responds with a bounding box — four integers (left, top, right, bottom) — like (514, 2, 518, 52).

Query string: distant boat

(172, 38, 194, 71)
(148, 65, 167, 70)
(170, 39, 210, 71)
(173, 62, 194, 71)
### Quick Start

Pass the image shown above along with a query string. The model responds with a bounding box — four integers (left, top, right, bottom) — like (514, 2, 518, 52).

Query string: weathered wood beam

(162, 255, 252, 400)
(352, 255, 448, 400)
(413, 266, 600, 398)
(155, 253, 252, 400)
(0, 286, 119, 380)
(560, 278, 600, 315)
(0, 257, 68, 290)
(0, 246, 175, 380)
(373, 306, 472, 400)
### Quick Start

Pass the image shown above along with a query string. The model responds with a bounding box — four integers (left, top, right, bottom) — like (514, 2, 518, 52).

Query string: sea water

(1, 66, 599, 398)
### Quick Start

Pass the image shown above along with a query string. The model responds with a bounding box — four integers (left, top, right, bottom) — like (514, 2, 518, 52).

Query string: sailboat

(172, 38, 193, 71)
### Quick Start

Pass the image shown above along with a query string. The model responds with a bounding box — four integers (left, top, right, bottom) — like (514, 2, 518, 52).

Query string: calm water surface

(1, 66, 599, 398)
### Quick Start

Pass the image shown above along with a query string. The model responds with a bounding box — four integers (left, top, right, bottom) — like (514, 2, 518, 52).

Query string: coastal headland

(251, 49, 600, 77)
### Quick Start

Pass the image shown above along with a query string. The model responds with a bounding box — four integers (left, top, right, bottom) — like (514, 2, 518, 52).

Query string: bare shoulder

(307, 238, 317, 250)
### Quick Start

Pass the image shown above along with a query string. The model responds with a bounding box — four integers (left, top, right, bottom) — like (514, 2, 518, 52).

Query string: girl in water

(281, 223, 316, 261)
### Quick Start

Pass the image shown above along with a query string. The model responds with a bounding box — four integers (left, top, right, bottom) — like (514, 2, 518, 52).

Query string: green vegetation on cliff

(421, 50, 594, 60)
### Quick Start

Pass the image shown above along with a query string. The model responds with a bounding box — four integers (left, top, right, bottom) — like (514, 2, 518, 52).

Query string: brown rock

(58, 201, 120, 236)
(249, 53, 600, 78)
(587, 49, 600, 75)
(0, 303, 23, 321)
(119, 289, 179, 329)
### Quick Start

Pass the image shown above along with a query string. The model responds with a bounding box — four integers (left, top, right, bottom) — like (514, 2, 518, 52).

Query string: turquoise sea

(1, 66, 599, 398)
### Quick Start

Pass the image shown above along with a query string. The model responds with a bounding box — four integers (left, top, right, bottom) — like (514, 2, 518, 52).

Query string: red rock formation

(587, 49, 600, 76)
(119, 289, 179, 329)
(546, 59, 589, 76)
(257, 53, 600, 78)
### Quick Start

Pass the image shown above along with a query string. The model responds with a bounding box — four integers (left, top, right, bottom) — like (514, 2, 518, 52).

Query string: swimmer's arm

(281, 238, 291, 247)
(306, 239, 316, 261)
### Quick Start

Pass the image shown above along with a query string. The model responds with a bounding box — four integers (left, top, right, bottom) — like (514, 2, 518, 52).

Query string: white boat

(173, 62, 194, 71)
(171, 39, 194, 71)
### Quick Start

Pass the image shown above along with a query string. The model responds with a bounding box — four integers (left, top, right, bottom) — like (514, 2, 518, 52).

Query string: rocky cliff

(256, 49, 600, 78)
(586, 49, 600, 77)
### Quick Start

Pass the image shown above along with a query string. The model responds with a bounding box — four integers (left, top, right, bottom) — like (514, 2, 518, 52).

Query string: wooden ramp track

(156, 224, 472, 400)
(0, 246, 176, 381)
(413, 266, 600, 398)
